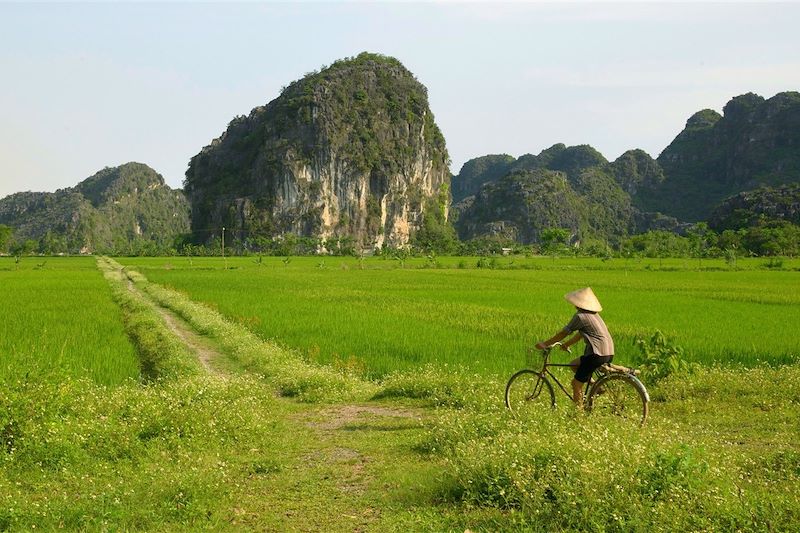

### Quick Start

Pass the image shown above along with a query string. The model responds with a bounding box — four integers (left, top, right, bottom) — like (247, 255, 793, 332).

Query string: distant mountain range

(0, 163, 189, 254)
(452, 91, 800, 245)
(0, 53, 798, 254)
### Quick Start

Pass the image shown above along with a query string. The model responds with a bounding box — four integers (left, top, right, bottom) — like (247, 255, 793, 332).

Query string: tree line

(2, 220, 798, 259)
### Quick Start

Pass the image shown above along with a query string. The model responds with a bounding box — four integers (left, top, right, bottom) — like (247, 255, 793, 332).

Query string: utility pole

(222, 226, 227, 270)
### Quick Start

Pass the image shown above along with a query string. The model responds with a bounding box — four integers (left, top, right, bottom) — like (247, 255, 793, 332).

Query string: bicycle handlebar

(538, 342, 571, 354)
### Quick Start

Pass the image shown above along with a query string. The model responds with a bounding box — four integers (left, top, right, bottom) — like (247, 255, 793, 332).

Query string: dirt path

(125, 277, 226, 376)
(154, 305, 223, 375)
(261, 403, 428, 530)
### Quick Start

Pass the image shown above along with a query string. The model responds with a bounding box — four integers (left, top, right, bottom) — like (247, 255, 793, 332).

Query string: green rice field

(1, 255, 799, 531)
(0, 257, 139, 385)
(121, 255, 800, 377)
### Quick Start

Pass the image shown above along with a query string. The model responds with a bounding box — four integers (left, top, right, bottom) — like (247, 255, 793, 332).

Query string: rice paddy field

(2, 254, 799, 531)
(121, 255, 800, 377)
(0, 256, 139, 385)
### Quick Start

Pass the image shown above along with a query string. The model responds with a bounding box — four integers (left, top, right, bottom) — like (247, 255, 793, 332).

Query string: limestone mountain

(513, 143, 608, 176)
(184, 52, 450, 250)
(0, 163, 189, 253)
(453, 143, 638, 244)
(648, 92, 800, 221)
(708, 184, 800, 231)
(451, 154, 514, 203)
(610, 149, 666, 201)
(455, 169, 589, 244)
(454, 91, 800, 245)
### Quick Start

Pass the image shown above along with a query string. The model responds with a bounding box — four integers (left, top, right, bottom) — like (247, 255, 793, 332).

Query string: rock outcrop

(453, 144, 638, 244)
(455, 169, 589, 244)
(0, 163, 189, 253)
(610, 149, 665, 201)
(184, 53, 450, 250)
(650, 92, 800, 221)
(708, 184, 800, 231)
(451, 154, 515, 203)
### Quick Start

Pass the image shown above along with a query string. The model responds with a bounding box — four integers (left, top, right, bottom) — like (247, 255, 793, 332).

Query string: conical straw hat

(564, 287, 602, 312)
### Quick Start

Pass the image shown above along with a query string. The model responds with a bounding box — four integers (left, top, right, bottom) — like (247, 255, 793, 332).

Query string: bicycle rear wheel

(505, 370, 555, 417)
(587, 374, 649, 426)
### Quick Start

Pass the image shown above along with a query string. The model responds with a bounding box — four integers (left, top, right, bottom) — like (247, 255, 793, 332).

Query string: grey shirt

(563, 311, 614, 357)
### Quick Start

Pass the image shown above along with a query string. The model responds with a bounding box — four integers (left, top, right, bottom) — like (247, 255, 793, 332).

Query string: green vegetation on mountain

(611, 148, 666, 201)
(453, 144, 639, 246)
(651, 92, 800, 221)
(453, 92, 800, 254)
(185, 52, 449, 250)
(0, 163, 189, 255)
(572, 166, 635, 241)
(514, 143, 608, 176)
(3, 89, 799, 258)
(709, 184, 800, 231)
(451, 154, 515, 203)
(455, 169, 589, 244)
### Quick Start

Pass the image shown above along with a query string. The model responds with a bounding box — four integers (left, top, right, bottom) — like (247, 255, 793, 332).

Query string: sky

(1, 1, 800, 198)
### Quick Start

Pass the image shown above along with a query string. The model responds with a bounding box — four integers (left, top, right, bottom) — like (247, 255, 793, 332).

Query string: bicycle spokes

(588, 375, 648, 426)
(527, 376, 543, 400)
(505, 370, 555, 414)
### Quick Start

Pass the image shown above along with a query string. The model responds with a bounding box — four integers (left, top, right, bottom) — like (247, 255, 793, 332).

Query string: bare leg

(572, 378, 584, 409)
(569, 356, 584, 408)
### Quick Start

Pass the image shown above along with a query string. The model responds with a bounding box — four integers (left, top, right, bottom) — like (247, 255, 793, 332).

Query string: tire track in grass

(97, 257, 205, 380)
(100, 255, 226, 378)
(150, 293, 224, 375)
(124, 274, 225, 376)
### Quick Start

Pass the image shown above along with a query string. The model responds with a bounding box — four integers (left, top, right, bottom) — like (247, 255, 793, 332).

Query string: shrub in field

(634, 330, 695, 383)
(374, 364, 500, 409)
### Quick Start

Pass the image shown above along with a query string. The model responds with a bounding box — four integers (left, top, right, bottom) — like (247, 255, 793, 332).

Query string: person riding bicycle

(535, 287, 614, 409)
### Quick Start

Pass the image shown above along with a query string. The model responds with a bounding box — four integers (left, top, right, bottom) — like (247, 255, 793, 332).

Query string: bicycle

(504, 342, 650, 426)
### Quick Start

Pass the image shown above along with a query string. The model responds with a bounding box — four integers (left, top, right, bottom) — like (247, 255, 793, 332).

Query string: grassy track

(97, 257, 205, 380)
(0, 257, 139, 385)
(121, 255, 800, 376)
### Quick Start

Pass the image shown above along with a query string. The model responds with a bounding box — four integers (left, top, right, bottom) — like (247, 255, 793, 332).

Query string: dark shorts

(574, 354, 613, 383)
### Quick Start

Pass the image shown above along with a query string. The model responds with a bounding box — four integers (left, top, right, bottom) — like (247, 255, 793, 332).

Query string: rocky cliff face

(455, 169, 589, 244)
(708, 184, 800, 231)
(185, 53, 450, 250)
(452, 144, 639, 244)
(651, 92, 800, 221)
(0, 162, 189, 253)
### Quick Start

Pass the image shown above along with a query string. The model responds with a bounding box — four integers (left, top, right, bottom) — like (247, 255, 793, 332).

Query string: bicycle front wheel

(505, 370, 555, 417)
(587, 374, 649, 426)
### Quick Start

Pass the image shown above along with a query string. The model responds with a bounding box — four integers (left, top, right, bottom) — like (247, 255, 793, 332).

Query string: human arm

(561, 333, 582, 351)
(535, 329, 569, 350)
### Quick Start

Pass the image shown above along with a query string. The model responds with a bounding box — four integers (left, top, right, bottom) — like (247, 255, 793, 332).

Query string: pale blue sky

(2, 1, 799, 198)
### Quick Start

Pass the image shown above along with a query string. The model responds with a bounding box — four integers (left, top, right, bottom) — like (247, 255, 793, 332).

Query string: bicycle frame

(528, 344, 593, 401)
